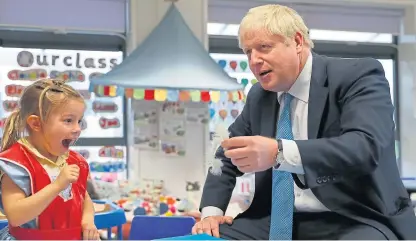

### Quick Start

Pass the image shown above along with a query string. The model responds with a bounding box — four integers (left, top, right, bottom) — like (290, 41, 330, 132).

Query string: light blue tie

(269, 93, 295, 240)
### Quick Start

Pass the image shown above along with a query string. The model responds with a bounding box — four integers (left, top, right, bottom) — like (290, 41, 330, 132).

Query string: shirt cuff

(201, 206, 224, 219)
(275, 139, 305, 175)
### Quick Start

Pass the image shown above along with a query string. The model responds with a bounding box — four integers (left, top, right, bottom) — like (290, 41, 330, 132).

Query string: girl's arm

(81, 192, 95, 226)
(1, 174, 63, 227)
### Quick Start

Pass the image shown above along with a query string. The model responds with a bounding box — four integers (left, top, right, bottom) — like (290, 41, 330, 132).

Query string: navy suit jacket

(200, 53, 416, 239)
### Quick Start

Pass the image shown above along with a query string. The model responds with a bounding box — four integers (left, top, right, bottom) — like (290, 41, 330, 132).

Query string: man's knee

(338, 224, 392, 240)
(218, 223, 239, 240)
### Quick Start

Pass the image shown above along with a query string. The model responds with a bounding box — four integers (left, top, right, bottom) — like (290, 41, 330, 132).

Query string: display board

(0, 47, 126, 182)
(128, 100, 209, 199)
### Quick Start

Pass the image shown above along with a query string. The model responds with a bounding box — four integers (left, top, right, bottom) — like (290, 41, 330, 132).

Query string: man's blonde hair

(238, 4, 314, 48)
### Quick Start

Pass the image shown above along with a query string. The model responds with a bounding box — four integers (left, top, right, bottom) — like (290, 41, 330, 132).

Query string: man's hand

(222, 136, 278, 173)
(191, 216, 233, 238)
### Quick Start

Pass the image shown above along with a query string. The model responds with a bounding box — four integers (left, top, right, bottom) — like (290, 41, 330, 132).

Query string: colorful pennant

(92, 85, 245, 103)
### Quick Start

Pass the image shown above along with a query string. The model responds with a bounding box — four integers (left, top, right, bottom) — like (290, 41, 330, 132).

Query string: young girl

(0, 79, 99, 240)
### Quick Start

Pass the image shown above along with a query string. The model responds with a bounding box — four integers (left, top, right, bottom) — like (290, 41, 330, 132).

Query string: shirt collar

(18, 137, 68, 167)
(278, 51, 312, 103)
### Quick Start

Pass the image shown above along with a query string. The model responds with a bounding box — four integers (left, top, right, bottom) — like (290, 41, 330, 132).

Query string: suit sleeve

(295, 59, 395, 189)
(199, 89, 253, 214)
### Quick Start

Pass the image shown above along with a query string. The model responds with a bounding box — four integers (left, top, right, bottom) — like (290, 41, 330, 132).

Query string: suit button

(316, 177, 322, 184)
(323, 177, 328, 183)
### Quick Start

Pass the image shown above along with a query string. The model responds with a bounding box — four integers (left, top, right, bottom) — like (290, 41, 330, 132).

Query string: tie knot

(283, 93, 293, 104)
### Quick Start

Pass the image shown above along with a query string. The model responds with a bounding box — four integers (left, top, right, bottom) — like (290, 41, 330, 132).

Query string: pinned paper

(229, 61, 237, 70)
(99, 117, 120, 129)
(240, 61, 248, 71)
(241, 78, 249, 87)
(218, 60, 226, 69)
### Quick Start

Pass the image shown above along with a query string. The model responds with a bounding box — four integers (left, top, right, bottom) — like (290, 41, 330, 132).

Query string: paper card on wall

(99, 117, 120, 129)
(98, 146, 124, 158)
(5, 85, 25, 97)
(131, 100, 159, 150)
(50, 70, 85, 82)
(160, 120, 185, 138)
(89, 72, 104, 80)
(134, 134, 158, 149)
(8, 69, 47, 81)
(160, 102, 186, 119)
(92, 101, 118, 113)
(186, 107, 209, 124)
(3, 100, 19, 112)
(134, 110, 157, 126)
(160, 140, 186, 156)
(77, 89, 91, 100)
(0, 118, 6, 128)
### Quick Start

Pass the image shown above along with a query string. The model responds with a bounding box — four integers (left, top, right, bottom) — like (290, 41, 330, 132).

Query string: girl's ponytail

(1, 110, 22, 151)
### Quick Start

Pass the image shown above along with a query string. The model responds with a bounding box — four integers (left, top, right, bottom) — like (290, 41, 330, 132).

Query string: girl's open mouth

(61, 139, 75, 148)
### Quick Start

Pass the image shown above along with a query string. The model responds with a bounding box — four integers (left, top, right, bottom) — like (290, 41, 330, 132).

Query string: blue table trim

(93, 200, 127, 240)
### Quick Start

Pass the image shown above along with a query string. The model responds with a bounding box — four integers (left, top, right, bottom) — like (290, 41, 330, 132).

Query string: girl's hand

(55, 164, 79, 190)
(82, 222, 100, 240)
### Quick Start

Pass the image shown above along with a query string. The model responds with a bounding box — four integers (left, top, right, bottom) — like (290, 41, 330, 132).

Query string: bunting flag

(93, 85, 246, 103)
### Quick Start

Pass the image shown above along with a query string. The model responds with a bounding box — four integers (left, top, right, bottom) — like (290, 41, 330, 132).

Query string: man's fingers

(211, 225, 220, 238)
(221, 136, 251, 149)
(237, 165, 252, 173)
(202, 221, 213, 236)
(223, 216, 234, 224)
(231, 157, 250, 167)
(224, 147, 250, 159)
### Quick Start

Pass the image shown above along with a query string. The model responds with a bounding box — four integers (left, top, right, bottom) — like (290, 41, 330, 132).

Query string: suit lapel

(260, 91, 279, 138)
(308, 53, 329, 139)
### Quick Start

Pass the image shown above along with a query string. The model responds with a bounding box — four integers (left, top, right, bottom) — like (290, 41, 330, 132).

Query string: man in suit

(192, 4, 416, 240)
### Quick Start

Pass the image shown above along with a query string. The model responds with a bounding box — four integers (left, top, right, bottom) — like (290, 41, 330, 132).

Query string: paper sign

(99, 117, 120, 129)
(92, 101, 118, 113)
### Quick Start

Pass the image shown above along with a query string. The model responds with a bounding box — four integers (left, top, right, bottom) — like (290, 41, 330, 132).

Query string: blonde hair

(238, 4, 314, 48)
(1, 79, 84, 151)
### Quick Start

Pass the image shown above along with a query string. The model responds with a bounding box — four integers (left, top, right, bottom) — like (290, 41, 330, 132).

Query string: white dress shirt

(202, 52, 329, 219)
